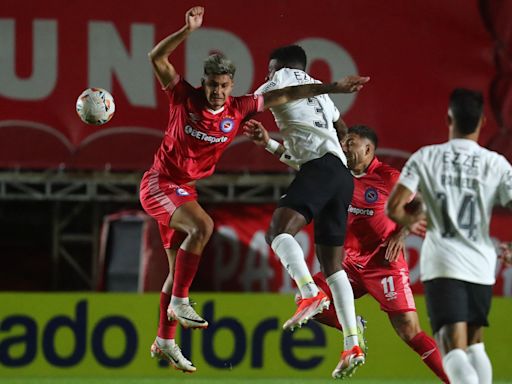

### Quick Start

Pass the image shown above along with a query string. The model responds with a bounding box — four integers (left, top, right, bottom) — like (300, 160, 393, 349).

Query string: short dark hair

(269, 45, 307, 70)
(449, 88, 483, 134)
(348, 125, 378, 149)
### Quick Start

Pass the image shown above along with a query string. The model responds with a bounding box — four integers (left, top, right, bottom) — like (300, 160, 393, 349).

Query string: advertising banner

(0, 0, 506, 171)
(112, 205, 512, 296)
(0, 293, 511, 379)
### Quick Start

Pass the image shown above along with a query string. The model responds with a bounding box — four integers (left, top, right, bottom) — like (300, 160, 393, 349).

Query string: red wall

(1, 0, 510, 171)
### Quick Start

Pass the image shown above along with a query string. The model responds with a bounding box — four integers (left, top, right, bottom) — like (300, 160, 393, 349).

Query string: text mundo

(0, 19, 358, 112)
(0, 300, 326, 369)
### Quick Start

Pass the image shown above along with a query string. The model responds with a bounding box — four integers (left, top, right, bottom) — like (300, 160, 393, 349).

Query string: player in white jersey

(247, 45, 369, 378)
(387, 88, 512, 384)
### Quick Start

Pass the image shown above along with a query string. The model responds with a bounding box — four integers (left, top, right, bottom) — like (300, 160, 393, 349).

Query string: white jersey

(255, 68, 347, 168)
(398, 138, 512, 284)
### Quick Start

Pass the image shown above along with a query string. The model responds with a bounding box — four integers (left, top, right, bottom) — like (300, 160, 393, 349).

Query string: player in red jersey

(246, 123, 448, 382)
(141, 6, 370, 373)
(312, 125, 448, 383)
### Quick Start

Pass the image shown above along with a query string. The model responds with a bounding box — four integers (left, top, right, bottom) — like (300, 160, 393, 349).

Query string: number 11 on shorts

(381, 276, 397, 301)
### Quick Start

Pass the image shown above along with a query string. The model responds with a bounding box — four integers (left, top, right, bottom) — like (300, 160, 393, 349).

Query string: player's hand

(384, 230, 406, 262)
(332, 75, 370, 93)
(185, 6, 204, 31)
(409, 218, 427, 237)
(498, 242, 512, 266)
(243, 119, 269, 147)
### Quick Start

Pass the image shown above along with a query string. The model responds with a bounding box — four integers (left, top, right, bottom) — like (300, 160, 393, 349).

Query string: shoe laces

(175, 303, 203, 320)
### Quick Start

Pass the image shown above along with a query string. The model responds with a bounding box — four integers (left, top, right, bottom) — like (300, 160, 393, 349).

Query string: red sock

(157, 292, 177, 339)
(172, 249, 201, 298)
(408, 331, 450, 383)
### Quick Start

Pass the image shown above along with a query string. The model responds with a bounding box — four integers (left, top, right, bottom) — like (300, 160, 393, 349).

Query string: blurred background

(0, 0, 511, 382)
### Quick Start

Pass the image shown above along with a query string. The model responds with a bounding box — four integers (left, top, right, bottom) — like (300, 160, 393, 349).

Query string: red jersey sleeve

(163, 75, 197, 106)
(231, 94, 264, 118)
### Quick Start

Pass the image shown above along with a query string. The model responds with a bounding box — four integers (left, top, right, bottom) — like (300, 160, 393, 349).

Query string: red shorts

(342, 254, 416, 314)
(311, 251, 416, 330)
(139, 169, 196, 249)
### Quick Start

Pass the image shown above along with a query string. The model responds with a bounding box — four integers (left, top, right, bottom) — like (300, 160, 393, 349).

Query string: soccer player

(140, 8, 369, 373)
(245, 45, 369, 378)
(245, 123, 448, 381)
(387, 88, 512, 384)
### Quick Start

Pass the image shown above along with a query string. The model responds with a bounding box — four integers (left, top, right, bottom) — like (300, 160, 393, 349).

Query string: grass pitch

(2, 379, 512, 384)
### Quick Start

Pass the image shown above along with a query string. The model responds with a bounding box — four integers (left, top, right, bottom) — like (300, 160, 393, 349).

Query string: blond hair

(203, 53, 236, 78)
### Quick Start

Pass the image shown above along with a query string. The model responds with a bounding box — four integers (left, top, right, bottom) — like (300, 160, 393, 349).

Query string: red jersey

(344, 157, 402, 266)
(151, 76, 264, 184)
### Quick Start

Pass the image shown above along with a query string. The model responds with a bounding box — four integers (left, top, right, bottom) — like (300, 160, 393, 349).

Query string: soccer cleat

(356, 315, 368, 354)
(332, 345, 366, 379)
(283, 291, 330, 331)
(168, 302, 208, 329)
(150, 340, 196, 373)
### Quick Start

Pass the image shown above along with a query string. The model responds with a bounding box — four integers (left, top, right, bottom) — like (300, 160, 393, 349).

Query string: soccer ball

(76, 88, 115, 125)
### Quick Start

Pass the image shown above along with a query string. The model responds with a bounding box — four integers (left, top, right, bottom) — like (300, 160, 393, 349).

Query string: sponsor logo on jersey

(219, 117, 235, 133)
(184, 125, 228, 144)
(176, 188, 189, 196)
(364, 187, 379, 203)
(348, 205, 374, 216)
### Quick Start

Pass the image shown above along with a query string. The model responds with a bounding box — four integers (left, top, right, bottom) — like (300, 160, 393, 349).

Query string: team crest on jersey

(176, 188, 190, 196)
(220, 117, 235, 133)
(364, 187, 379, 203)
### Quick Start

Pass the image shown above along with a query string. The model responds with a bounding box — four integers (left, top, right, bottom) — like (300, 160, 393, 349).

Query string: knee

(189, 216, 214, 245)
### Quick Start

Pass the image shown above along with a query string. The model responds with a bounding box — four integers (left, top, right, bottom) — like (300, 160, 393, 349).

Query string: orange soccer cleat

(283, 291, 330, 331)
(332, 345, 366, 379)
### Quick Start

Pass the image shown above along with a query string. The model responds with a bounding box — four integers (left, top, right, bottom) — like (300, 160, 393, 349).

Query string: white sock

(271, 234, 319, 298)
(156, 336, 175, 348)
(171, 296, 189, 306)
(443, 349, 479, 384)
(467, 342, 492, 384)
(326, 270, 358, 350)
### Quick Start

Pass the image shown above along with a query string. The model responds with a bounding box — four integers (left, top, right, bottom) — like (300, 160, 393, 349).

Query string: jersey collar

(350, 156, 380, 178)
(449, 138, 479, 147)
(206, 105, 225, 115)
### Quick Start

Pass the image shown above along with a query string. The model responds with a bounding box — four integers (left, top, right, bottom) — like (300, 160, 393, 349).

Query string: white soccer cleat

(168, 303, 208, 329)
(283, 291, 330, 331)
(332, 345, 366, 379)
(150, 340, 196, 373)
(356, 315, 368, 354)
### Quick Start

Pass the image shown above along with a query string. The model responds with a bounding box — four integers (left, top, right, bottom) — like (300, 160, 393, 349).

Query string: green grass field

(2, 379, 512, 384)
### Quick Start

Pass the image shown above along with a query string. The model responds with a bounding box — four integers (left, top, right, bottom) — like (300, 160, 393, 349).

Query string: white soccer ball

(76, 88, 115, 125)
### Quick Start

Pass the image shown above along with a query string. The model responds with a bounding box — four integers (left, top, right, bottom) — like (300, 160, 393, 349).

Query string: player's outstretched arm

(386, 183, 426, 228)
(148, 6, 204, 88)
(262, 75, 370, 110)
